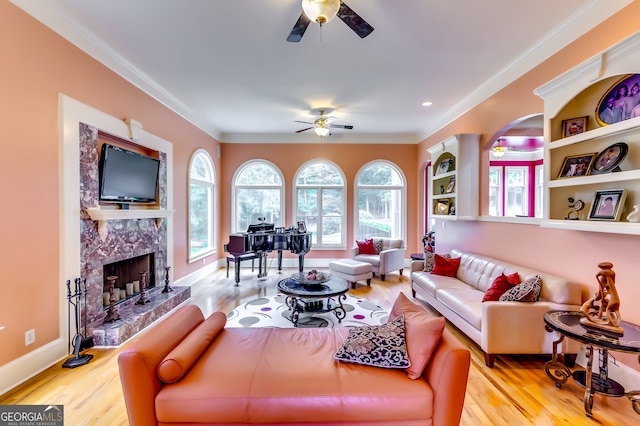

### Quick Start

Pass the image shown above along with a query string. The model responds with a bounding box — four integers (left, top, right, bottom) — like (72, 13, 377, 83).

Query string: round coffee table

(277, 274, 350, 327)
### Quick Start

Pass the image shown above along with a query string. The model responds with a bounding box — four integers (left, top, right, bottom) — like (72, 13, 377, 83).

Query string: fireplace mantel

(86, 207, 175, 237)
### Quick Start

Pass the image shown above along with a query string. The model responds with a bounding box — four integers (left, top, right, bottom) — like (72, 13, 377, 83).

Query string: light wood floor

(1, 266, 637, 425)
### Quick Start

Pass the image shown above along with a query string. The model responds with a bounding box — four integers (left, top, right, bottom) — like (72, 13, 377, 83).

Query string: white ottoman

(329, 259, 373, 289)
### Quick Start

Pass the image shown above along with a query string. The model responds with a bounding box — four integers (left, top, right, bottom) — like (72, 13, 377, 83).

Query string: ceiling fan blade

(295, 127, 313, 133)
(337, 1, 374, 39)
(294, 120, 314, 124)
(329, 124, 354, 130)
(286, 13, 311, 42)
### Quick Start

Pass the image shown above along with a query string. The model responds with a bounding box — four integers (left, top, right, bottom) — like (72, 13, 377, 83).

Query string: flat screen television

(99, 143, 160, 206)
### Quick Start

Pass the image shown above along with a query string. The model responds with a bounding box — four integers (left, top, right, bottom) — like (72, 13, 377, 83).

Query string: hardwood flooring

(1, 266, 637, 425)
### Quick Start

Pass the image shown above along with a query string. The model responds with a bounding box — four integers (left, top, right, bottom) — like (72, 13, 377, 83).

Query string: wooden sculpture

(579, 262, 623, 335)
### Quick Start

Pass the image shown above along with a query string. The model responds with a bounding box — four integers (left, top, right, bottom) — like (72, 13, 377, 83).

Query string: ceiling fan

(295, 110, 354, 137)
(287, 0, 374, 42)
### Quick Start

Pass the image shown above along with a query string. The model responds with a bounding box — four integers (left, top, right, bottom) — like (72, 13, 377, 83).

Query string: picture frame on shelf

(297, 221, 306, 233)
(590, 142, 628, 174)
(557, 153, 596, 178)
(435, 199, 450, 215)
(595, 74, 640, 126)
(435, 158, 452, 175)
(446, 177, 456, 193)
(561, 116, 588, 138)
(588, 189, 627, 221)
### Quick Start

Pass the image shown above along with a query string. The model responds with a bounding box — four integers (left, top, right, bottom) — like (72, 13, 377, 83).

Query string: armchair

(351, 237, 406, 281)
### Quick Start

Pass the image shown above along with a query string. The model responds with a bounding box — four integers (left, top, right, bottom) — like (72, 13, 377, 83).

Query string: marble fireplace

(78, 123, 189, 346)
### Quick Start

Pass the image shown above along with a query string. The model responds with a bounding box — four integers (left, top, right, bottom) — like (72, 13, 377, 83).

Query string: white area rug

(226, 293, 388, 328)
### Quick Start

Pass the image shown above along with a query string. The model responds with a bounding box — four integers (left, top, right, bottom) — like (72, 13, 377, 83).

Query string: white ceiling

(12, 0, 630, 143)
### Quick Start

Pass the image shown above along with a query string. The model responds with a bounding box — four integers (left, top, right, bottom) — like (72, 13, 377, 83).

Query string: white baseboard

(0, 338, 67, 397)
(576, 347, 640, 392)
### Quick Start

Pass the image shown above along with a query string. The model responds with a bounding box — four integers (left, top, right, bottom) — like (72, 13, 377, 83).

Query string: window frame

(293, 159, 346, 250)
(354, 160, 407, 242)
(188, 149, 216, 263)
(231, 159, 285, 234)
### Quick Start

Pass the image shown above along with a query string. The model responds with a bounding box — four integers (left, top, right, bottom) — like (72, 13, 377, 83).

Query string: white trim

(188, 149, 217, 262)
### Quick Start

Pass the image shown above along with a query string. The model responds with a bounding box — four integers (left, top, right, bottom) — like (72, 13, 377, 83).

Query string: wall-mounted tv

(99, 143, 160, 206)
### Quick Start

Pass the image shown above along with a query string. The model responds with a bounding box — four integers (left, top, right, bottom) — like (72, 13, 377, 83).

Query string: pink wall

(417, 2, 640, 369)
(0, 2, 220, 364)
(220, 143, 420, 259)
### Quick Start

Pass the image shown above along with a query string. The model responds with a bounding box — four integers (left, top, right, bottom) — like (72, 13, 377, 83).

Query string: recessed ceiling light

(422, 101, 433, 107)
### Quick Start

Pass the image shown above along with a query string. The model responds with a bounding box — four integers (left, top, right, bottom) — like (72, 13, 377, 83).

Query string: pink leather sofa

(118, 303, 470, 426)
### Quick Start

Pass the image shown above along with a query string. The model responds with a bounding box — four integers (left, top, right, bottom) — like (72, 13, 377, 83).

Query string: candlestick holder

(162, 266, 173, 293)
(104, 275, 120, 323)
(136, 271, 150, 305)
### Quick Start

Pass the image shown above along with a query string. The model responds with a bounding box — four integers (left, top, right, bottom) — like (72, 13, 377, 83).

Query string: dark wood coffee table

(277, 274, 349, 327)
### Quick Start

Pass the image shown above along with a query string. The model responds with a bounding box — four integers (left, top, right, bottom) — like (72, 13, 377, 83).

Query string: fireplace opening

(102, 253, 155, 308)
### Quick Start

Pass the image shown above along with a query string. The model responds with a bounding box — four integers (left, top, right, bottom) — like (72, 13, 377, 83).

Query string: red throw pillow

(356, 239, 376, 254)
(430, 254, 461, 277)
(482, 272, 520, 302)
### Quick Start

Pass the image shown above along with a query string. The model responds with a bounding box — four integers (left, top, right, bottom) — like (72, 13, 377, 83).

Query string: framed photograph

(591, 142, 628, 174)
(595, 74, 640, 126)
(297, 221, 306, 233)
(561, 116, 588, 138)
(435, 199, 450, 215)
(446, 177, 456, 193)
(435, 158, 452, 175)
(588, 189, 627, 221)
(557, 153, 596, 178)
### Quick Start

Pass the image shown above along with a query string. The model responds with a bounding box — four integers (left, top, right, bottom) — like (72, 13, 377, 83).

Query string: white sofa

(351, 237, 405, 281)
(410, 248, 584, 367)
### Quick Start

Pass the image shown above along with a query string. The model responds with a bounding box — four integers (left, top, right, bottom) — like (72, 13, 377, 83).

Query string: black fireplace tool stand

(62, 278, 94, 369)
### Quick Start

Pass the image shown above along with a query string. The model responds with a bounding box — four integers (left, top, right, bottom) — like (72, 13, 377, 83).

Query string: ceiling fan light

(314, 125, 330, 137)
(302, 0, 340, 25)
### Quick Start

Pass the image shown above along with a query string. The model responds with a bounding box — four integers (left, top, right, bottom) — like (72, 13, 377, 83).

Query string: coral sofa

(411, 249, 584, 367)
(352, 237, 406, 280)
(118, 300, 470, 426)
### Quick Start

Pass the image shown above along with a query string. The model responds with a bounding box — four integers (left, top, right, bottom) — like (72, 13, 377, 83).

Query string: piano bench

(226, 253, 260, 278)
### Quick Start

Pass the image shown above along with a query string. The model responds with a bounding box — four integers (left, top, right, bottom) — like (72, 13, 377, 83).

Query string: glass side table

(543, 310, 640, 418)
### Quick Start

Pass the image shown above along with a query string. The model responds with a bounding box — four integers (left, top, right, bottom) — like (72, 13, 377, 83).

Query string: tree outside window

(233, 160, 284, 232)
(295, 161, 345, 248)
(189, 150, 215, 261)
(355, 162, 405, 241)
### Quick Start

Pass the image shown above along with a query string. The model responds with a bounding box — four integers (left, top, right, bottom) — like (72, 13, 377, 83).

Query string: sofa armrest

(424, 328, 470, 426)
(378, 247, 406, 274)
(411, 260, 425, 273)
(118, 305, 205, 426)
(350, 246, 359, 258)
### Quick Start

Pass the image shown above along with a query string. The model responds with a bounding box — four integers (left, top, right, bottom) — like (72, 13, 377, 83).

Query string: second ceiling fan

(287, 0, 374, 42)
(295, 110, 354, 137)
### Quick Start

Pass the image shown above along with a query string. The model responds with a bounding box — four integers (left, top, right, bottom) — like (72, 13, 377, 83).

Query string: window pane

(190, 153, 211, 181)
(321, 216, 341, 245)
(237, 162, 282, 185)
(189, 184, 211, 255)
(358, 164, 402, 185)
(237, 188, 281, 231)
(358, 188, 401, 238)
(505, 167, 528, 216)
(489, 167, 502, 216)
(296, 163, 343, 185)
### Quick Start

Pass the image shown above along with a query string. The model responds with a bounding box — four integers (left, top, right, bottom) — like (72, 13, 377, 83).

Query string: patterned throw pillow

(334, 315, 411, 368)
(423, 252, 451, 272)
(372, 238, 384, 254)
(499, 275, 542, 302)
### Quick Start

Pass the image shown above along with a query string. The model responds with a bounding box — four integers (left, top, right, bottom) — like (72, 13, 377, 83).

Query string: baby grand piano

(224, 222, 312, 286)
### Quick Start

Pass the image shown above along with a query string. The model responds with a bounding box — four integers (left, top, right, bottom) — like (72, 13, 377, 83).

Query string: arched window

(294, 160, 346, 249)
(232, 160, 284, 232)
(188, 149, 215, 261)
(355, 161, 406, 241)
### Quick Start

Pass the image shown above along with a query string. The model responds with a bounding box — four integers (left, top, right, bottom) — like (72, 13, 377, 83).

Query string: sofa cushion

(389, 293, 446, 379)
(412, 272, 468, 298)
(431, 254, 460, 277)
(499, 275, 541, 302)
(157, 311, 227, 383)
(334, 315, 410, 368)
(156, 327, 434, 424)
(372, 238, 384, 253)
(435, 287, 484, 330)
(482, 272, 520, 302)
(356, 238, 376, 254)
